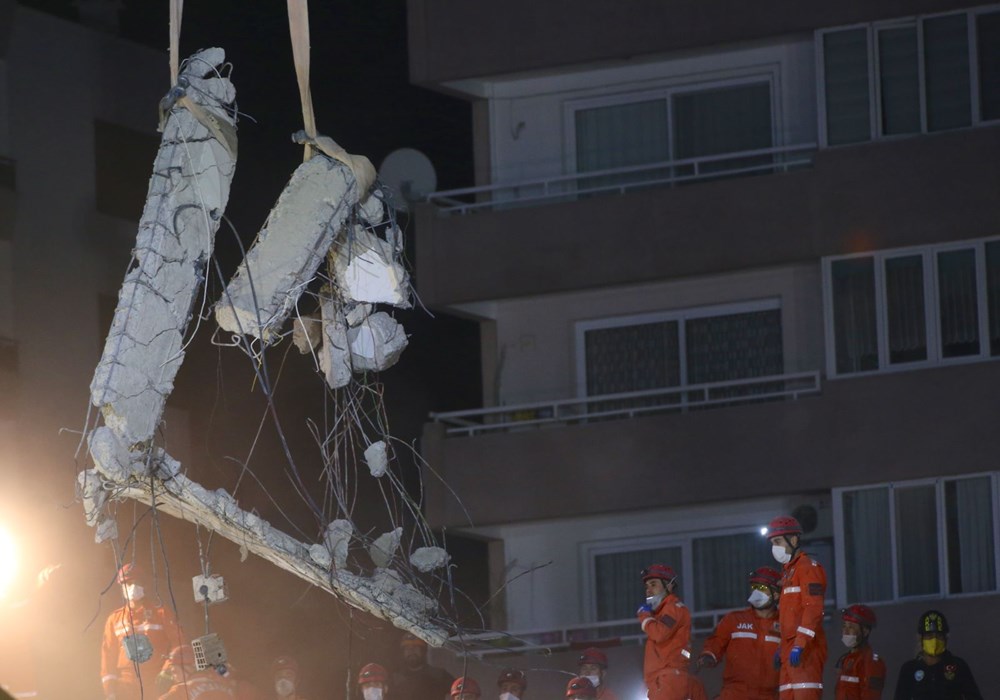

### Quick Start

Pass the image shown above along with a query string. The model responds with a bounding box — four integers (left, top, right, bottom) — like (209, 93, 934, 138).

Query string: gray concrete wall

(416, 125, 1000, 308)
(409, 0, 986, 86)
(422, 360, 1000, 529)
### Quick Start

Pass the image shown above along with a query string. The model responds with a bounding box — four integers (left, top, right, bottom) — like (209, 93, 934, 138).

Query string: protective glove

(697, 653, 717, 669)
(773, 652, 781, 670)
(636, 603, 653, 619)
(789, 646, 803, 667)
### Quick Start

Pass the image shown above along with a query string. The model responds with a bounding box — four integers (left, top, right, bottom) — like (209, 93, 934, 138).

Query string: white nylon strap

(287, 0, 317, 161)
(169, 0, 183, 85)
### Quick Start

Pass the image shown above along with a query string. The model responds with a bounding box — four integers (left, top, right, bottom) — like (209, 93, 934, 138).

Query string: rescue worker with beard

(636, 564, 704, 700)
(496, 668, 527, 700)
(697, 567, 781, 699)
(835, 605, 886, 699)
(157, 644, 236, 699)
(576, 648, 617, 700)
(892, 610, 982, 699)
(392, 633, 453, 700)
(101, 563, 184, 700)
(271, 656, 307, 700)
(358, 663, 390, 700)
(768, 516, 827, 699)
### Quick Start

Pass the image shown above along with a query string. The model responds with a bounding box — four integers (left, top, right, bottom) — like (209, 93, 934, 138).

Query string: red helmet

(565, 677, 596, 699)
(167, 645, 196, 668)
(451, 677, 481, 698)
(842, 604, 877, 628)
(358, 663, 389, 685)
(748, 567, 782, 589)
(641, 564, 676, 582)
(116, 562, 142, 584)
(766, 516, 802, 538)
(577, 647, 608, 668)
(272, 655, 299, 676)
(496, 668, 527, 690)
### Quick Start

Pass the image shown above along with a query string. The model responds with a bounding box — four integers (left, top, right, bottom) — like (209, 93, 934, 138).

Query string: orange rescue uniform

(101, 602, 184, 700)
(596, 685, 619, 700)
(701, 607, 780, 699)
(159, 670, 237, 700)
(835, 646, 886, 699)
(639, 593, 695, 700)
(777, 551, 827, 700)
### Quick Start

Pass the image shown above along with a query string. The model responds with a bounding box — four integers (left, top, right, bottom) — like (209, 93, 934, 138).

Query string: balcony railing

(451, 599, 835, 658)
(430, 371, 821, 437)
(425, 144, 817, 214)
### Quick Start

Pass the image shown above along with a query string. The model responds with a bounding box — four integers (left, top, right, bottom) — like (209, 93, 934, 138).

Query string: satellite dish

(378, 148, 438, 212)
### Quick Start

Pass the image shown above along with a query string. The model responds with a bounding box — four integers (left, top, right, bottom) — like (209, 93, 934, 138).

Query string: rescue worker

(697, 566, 781, 699)
(358, 663, 390, 700)
(566, 677, 596, 700)
(767, 515, 827, 699)
(496, 668, 527, 700)
(835, 604, 886, 699)
(451, 677, 481, 700)
(272, 656, 307, 700)
(636, 564, 697, 700)
(157, 644, 236, 699)
(101, 562, 185, 700)
(392, 633, 453, 700)
(576, 648, 617, 700)
(892, 610, 982, 699)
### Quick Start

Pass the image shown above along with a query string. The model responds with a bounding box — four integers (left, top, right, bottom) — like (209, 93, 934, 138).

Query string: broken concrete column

(90, 48, 237, 446)
(214, 155, 367, 343)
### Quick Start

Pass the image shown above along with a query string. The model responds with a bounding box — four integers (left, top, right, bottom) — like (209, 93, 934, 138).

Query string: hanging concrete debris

(369, 527, 402, 569)
(90, 48, 237, 447)
(317, 290, 352, 389)
(410, 547, 450, 573)
(364, 441, 388, 478)
(292, 310, 322, 354)
(328, 225, 409, 307)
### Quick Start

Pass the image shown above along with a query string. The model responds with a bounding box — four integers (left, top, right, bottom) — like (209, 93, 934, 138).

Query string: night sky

(12, 1, 485, 695)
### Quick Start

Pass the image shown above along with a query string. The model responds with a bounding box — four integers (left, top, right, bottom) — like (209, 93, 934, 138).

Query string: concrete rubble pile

(79, 49, 448, 646)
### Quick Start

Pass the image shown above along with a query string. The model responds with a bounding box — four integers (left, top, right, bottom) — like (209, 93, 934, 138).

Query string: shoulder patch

(807, 582, 823, 596)
(659, 614, 676, 628)
(869, 676, 884, 690)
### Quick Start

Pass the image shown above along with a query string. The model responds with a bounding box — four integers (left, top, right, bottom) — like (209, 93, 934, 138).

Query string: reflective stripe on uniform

(796, 626, 816, 638)
(782, 586, 801, 593)
(779, 683, 823, 691)
(681, 649, 691, 659)
(731, 632, 758, 639)
(840, 676, 860, 683)
(641, 617, 654, 632)
(764, 635, 781, 643)
(115, 623, 164, 635)
(101, 674, 118, 683)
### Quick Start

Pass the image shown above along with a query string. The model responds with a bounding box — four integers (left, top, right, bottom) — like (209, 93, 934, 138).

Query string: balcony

(408, 0, 972, 87)
(420, 361, 1000, 529)
(414, 126, 1000, 307)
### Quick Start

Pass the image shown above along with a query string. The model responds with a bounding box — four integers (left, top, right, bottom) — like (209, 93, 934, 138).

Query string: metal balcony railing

(426, 144, 817, 215)
(430, 371, 821, 437)
(450, 599, 836, 658)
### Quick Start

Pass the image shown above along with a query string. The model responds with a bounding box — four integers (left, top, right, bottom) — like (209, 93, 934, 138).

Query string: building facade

(410, 2, 1000, 696)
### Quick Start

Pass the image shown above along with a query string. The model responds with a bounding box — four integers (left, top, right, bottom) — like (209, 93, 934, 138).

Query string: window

(818, 8, 1000, 146)
(577, 300, 783, 399)
(823, 237, 1000, 377)
(834, 473, 999, 605)
(570, 77, 775, 190)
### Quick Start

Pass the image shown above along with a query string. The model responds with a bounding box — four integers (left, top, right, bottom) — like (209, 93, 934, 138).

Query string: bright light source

(0, 524, 18, 600)
(760, 527, 769, 537)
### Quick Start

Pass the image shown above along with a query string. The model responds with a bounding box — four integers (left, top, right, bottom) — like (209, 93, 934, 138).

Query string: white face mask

(499, 693, 519, 700)
(646, 593, 665, 609)
(747, 589, 771, 609)
(363, 688, 383, 700)
(583, 675, 600, 688)
(275, 678, 295, 697)
(124, 583, 144, 602)
(771, 545, 791, 564)
(842, 634, 858, 649)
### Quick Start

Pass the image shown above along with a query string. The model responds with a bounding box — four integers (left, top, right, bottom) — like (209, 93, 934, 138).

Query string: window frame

(573, 298, 781, 398)
(832, 472, 1000, 607)
(816, 5, 1000, 148)
(562, 69, 782, 177)
(822, 235, 1000, 379)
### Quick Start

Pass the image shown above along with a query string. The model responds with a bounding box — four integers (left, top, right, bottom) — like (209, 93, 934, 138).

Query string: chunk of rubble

(292, 311, 322, 354)
(409, 547, 450, 573)
(364, 441, 388, 478)
(369, 527, 402, 569)
(318, 293, 352, 389)
(329, 226, 410, 307)
(347, 313, 407, 372)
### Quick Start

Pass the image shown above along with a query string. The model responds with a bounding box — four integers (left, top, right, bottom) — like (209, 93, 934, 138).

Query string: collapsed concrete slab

(90, 48, 237, 447)
(214, 155, 365, 343)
